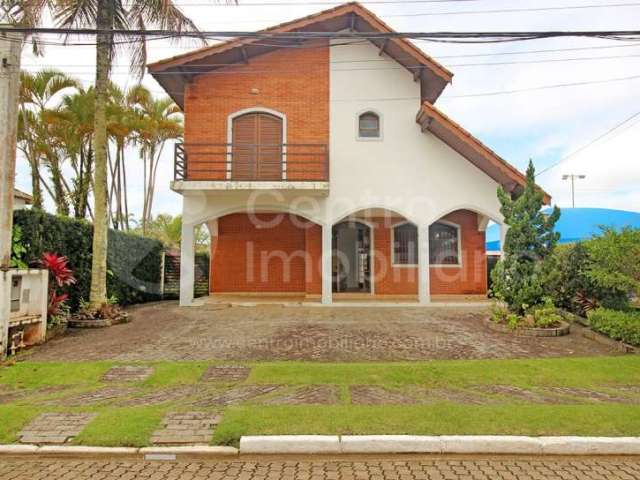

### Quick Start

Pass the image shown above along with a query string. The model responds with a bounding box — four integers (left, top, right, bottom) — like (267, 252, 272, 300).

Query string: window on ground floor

(392, 222, 418, 265)
(429, 222, 460, 265)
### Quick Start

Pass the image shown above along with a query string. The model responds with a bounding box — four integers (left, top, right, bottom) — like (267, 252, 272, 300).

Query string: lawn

(0, 356, 639, 446)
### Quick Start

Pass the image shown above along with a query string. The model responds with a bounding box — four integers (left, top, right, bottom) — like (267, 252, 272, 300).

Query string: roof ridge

(147, 1, 451, 83)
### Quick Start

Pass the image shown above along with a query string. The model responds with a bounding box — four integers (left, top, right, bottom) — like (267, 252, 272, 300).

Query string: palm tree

(107, 83, 143, 230)
(128, 85, 183, 233)
(18, 69, 79, 210)
(48, 87, 96, 218)
(12, 0, 236, 309)
(144, 214, 209, 251)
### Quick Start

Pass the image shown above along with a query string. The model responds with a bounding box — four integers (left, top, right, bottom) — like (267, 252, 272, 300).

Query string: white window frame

(391, 221, 418, 267)
(429, 220, 463, 268)
(356, 109, 383, 142)
(226, 107, 287, 180)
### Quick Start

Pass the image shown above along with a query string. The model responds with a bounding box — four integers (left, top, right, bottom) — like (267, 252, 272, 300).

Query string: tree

(128, 85, 183, 233)
(491, 160, 561, 315)
(18, 69, 79, 210)
(51, 87, 97, 219)
(143, 214, 209, 251)
(12, 0, 236, 309)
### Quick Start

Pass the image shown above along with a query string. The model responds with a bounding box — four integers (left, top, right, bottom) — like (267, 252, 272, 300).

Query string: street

(1, 455, 640, 480)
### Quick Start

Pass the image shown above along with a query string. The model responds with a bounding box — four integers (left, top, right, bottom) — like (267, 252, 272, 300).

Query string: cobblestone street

(1, 455, 640, 480)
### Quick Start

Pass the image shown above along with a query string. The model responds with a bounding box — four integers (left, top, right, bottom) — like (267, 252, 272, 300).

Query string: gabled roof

(148, 2, 453, 109)
(416, 102, 551, 204)
(13, 188, 32, 203)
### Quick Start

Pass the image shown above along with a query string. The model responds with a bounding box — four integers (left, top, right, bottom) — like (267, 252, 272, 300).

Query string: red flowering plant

(40, 252, 76, 320)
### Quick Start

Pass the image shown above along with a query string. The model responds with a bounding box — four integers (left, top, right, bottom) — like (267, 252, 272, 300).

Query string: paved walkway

(1, 455, 640, 479)
(27, 302, 618, 361)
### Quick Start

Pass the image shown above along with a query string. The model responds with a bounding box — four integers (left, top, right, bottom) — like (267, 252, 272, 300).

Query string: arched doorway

(231, 112, 283, 180)
(332, 221, 372, 293)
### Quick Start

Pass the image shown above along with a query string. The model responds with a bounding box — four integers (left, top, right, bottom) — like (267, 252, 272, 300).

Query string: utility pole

(0, 25, 23, 359)
(562, 174, 586, 208)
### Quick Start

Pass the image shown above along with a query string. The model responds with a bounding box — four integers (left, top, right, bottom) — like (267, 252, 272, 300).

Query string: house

(149, 2, 550, 306)
(13, 189, 32, 210)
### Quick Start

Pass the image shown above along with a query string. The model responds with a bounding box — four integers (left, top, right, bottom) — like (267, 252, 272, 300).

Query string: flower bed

(484, 318, 570, 337)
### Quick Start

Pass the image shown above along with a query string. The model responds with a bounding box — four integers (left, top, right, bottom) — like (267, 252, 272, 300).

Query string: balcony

(172, 143, 329, 193)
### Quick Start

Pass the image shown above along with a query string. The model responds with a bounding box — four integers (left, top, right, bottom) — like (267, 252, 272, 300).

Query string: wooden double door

(231, 112, 283, 180)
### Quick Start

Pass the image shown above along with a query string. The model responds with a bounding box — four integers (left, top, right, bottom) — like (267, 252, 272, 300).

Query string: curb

(2, 436, 640, 458)
(0, 444, 239, 459)
(240, 435, 640, 456)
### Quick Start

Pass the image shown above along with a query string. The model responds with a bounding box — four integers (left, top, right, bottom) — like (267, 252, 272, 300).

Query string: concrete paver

(18, 413, 96, 444)
(150, 412, 222, 445)
(1, 455, 640, 480)
(27, 303, 619, 361)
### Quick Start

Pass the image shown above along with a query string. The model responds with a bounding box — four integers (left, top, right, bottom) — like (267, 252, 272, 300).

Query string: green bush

(13, 209, 163, 310)
(544, 229, 640, 314)
(530, 298, 563, 328)
(587, 308, 640, 346)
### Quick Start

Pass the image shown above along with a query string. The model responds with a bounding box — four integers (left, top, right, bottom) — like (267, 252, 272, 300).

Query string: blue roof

(486, 208, 640, 251)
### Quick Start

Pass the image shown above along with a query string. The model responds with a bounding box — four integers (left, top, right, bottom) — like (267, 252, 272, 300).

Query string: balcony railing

(174, 143, 329, 182)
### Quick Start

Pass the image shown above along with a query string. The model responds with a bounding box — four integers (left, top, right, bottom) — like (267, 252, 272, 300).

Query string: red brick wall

(305, 224, 322, 295)
(210, 211, 486, 296)
(430, 210, 487, 295)
(371, 218, 418, 295)
(370, 211, 487, 296)
(184, 40, 329, 181)
(210, 213, 321, 293)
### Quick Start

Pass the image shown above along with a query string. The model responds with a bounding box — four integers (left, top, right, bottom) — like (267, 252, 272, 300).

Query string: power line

(383, 2, 640, 17)
(22, 50, 640, 70)
(444, 74, 640, 98)
(6, 26, 640, 43)
(140, 0, 640, 16)
(536, 109, 640, 177)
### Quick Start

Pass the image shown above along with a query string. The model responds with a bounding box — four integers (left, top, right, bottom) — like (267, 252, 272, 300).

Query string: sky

(16, 0, 640, 218)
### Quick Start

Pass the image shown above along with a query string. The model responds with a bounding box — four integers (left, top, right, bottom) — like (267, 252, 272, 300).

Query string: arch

(227, 106, 287, 140)
(390, 220, 419, 267)
(429, 219, 462, 267)
(188, 204, 326, 229)
(226, 107, 287, 180)
(356, 108, 383, 140)
(331, 204, 420, 228)
(425, 203, 503, 228)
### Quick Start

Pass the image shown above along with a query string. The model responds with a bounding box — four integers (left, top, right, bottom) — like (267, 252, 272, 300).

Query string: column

(321, 223, 332, 305)
(180, 222, 195, 306)
(418, 224, 431, 305)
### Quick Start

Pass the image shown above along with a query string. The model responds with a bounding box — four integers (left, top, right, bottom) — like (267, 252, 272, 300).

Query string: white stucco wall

(327, 39, 503, 227)
(13, 197, 26, 210)
(181, 40, 504, 228)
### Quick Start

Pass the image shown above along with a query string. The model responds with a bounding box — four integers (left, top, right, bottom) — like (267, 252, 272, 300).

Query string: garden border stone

(483, 318, 570, 337)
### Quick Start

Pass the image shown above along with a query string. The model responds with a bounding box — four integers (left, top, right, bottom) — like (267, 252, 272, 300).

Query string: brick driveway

(28, 302, 618, 361)
(1, 456, 640, 480)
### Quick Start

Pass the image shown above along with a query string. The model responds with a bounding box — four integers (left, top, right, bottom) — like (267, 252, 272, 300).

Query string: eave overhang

(148, 2, 453, 109)
(416, 102, 552, 205)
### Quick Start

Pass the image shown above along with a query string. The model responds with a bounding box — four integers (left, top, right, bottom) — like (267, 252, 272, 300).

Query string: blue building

(486, 208, 640, 252)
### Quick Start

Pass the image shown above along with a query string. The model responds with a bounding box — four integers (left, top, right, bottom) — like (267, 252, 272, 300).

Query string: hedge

(587, 308, 640, 347)
(13, 209, 164, 310)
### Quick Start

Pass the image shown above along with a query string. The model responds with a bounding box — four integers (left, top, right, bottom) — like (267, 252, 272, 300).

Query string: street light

(562, 174, 586, 208)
